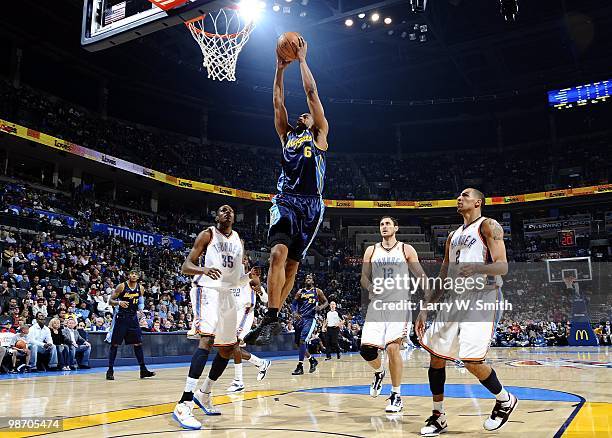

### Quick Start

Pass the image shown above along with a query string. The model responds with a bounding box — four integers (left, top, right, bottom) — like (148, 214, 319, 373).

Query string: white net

(186, 8, 255, 82)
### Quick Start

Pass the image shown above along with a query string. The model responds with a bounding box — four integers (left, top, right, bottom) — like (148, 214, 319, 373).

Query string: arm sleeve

(138, 296, 145, 311)
(291, 299, 298, 313)
(259, 286, 268, 304)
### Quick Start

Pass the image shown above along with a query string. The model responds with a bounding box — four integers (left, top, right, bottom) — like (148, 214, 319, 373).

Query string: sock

(133, 345, 146, 369)
(248, 354, 264, 368)
(108, 345, 118, 369)
(234, 362, 243, 382)
(392, 385, 401, 395)
(208, 353, 230, 382)
(179, 377, 198, 403)
(188, 348, 210, 379)
(480, 369, 504, 397)
(495, 388, 510, 403)
(373, 364, 384, 373)
(266, 308, 278, 320)
(298, 344, 307, 362)
(433, 401, 444, 413)
(201, 376, 214, 394)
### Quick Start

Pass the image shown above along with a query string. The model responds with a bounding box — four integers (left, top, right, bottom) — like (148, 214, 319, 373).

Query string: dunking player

(360, 216, 428, 413)
(173, 205, 257, 430)
(106, 270, 155, 381)
(244, 36, 328, 346)
(226, 251, 272, 392)
(416, 188, 517, 436)
(290, 274, 328, 375)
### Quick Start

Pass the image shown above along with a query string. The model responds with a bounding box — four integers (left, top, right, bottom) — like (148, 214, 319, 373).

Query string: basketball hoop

(185, 7, 255, 82)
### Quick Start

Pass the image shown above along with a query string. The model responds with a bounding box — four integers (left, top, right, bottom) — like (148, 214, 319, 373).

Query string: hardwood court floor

(1, 347, 610, 437)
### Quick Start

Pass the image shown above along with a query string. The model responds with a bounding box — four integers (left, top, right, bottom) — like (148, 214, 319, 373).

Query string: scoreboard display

(558, 229, 576, 247)
(548, 79, 610, 109)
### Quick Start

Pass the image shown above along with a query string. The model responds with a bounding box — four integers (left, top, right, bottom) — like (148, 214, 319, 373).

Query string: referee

(325, 301, 341, 360)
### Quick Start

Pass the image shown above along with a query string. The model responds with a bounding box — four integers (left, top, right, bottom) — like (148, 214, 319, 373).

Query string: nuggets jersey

(277, 129, 326, 195)
(448, 216, 502, 289)
(118, 282, 140, 314)
(194, 227, 244, 289)
(296, 288, 318, 319)
(371, 242, 411, 301)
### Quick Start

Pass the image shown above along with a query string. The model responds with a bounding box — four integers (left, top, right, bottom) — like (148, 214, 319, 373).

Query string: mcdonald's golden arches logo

(575, 330, 589, 341)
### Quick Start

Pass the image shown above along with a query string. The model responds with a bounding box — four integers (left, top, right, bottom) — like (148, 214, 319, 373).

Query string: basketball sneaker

(106, 369, 114, 380)
(421, 410, 448, 436)
(173, 401, 202, 430)
(226, 379, 245, 393)
(483, 393, 518, 431)
(385, 392, 403, 413)
(257, 359, 271, 381)
(140, 368, 156, 379)
(308, 357, 318, 373)
(244, 316, 282, 345)
(292, 363, 304, 375)
(193, 389, 221, 416)
(370, 370, 385, 397)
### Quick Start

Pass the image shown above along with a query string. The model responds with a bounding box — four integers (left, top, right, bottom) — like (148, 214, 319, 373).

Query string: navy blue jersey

(296, 288, 318, 319)
(277, 129, 326, 196)
(118, 282, 140, 315)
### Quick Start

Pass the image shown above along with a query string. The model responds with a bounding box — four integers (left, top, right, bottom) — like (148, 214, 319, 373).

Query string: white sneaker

(193, 389, 221, 415)
(172, 402, 201, 430)
(257, 360, 271, 381)
(421, 411, 448, 436)
(370, 370, 385, 397)
(483, 393, 518, 431)
(226, 380, 245, 393)
(385, 392, 403, 413)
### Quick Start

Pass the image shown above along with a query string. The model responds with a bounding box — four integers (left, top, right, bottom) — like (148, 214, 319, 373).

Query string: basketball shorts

(420, 288, 502, 362)
(236, 306, 255, 341)
(110, 312, 143, 345)
(190, 286, 238, 346)
(268, 193, 325, 262)
(361, 304, 412, 349)
(294, 317, 317, 346)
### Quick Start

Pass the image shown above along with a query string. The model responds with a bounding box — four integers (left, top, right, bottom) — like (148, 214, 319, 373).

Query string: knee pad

(359, 345, 379, 362)
(428, 366, 446, 396)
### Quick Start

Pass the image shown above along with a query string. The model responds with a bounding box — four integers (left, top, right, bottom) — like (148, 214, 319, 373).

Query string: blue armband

(138, 296, 145, 311)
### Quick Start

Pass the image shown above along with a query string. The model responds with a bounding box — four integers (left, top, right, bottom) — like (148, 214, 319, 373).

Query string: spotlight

(301, 0, 308, 4)
(413, 23, 419, 30)
(409, 33, 416, 40)
(419, 24, 427, 32)
(358, 13, 366, 19)
(384, 17, 392, 24)
(410, 0, 427, 12)
(272, 3, 280, 11)
(285, 0, 291, 2)
(345, 18, 354, 26)
(371, 13, 380, 22)
(282, 5, 290, 13)
(499, 0, 518, 21)
(299, 11, 307, 17)
(419, 34, 427, 42)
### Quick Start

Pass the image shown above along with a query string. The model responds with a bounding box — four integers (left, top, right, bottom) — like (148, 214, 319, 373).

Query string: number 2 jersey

(193, 226, 245, 289)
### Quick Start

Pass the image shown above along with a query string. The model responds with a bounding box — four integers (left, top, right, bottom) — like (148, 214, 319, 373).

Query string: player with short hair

(290, 274, 328, 375)
(106, 270, 155, 380)
(245, 36, 328, 346)
(416, 188, 517, 436)
(360, 216, 428, 413)
(226, 251, 271, 392)
(173, 205, 258, 430)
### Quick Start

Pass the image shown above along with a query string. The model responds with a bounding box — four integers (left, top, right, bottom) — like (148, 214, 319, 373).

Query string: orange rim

(184, 6, 253, 39)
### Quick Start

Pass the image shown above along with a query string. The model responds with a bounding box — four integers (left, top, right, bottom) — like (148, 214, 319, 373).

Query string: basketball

(15, 340, 26, 349)
(276, 32, 302, 62)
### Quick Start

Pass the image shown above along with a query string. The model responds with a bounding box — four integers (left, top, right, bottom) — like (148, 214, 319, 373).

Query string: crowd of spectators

(1, 78, 610, 201)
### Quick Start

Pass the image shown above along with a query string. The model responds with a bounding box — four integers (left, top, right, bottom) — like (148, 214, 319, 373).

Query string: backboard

(81, 0, 236, 51)
(545, 256, 592, 283)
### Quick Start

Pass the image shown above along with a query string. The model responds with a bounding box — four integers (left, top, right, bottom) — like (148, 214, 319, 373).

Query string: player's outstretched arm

(181, 229, 221, 279)
(294, 37, 329, 150)
(273, 56, 291, 143)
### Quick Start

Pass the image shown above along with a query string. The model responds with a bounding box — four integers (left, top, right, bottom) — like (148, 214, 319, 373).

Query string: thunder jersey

(118, 281, 140, 315)
(194, 227, 244, 289)
(370, 242, 411, 302)
(296, 288, 318, 319)
(277, 129, 326, 196)
(448, 216, 503, 289)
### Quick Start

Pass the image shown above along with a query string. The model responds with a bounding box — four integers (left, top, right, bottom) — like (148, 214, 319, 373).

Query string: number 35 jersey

(370, 241, 410, 302)
(194, 226, 244, 289)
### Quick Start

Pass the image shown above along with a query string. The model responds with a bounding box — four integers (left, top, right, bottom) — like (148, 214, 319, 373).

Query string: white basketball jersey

(370, 241, 411, 301)
(448, 216, 502, 288)
(194, 227, 244, 289)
